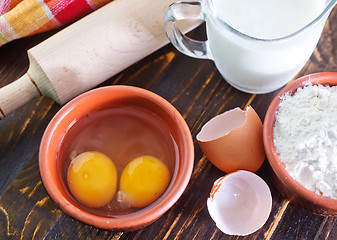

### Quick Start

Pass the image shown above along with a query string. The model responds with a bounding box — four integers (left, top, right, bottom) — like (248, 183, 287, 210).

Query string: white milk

(206, 0, 327, 93)
(213, 0, 325, 39)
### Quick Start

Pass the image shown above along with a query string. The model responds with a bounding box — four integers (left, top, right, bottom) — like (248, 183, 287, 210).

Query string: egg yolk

(120, 155, 170, 208)
(67, 151, 117, 208)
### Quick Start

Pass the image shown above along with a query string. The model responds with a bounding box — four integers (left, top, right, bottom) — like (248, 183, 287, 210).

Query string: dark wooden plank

(0, 155, 62, 240)
(270, 205, 330, 240)
(0, 7, 337, 240)
(0, 98, 58, 194)
(0, 30, 61, 195)
(44, 214, 123, 240)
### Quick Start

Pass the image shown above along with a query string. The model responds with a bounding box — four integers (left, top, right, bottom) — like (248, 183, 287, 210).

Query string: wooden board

(0, 8, 336, 239)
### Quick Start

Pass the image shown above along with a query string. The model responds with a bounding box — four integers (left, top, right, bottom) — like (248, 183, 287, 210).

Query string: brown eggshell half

(197, 107, 265, 173)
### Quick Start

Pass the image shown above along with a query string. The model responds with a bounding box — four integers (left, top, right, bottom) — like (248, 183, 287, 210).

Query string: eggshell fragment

(207, 171, 272, 236)
(197, 106, 265, 173)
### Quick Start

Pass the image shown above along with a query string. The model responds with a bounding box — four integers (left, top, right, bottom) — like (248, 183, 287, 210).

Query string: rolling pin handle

(0, 73, 41, 119)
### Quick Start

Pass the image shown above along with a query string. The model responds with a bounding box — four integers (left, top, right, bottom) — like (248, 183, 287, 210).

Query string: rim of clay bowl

(263, 72, 337, 216)
(39, 85, 194, 230)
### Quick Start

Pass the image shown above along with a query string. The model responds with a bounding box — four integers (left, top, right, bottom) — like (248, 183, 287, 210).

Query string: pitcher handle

(165, 1, 212, 59)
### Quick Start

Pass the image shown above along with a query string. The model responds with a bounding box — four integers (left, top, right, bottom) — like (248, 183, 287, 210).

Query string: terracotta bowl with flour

(263, 72, 337, 216)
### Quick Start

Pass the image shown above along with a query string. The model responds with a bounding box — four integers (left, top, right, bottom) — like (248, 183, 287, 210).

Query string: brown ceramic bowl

(39, 85, 194, 230)
(263, 72, 337, 216)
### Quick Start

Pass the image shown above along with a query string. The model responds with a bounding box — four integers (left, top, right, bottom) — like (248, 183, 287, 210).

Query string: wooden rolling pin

(0, 0, 198, 119)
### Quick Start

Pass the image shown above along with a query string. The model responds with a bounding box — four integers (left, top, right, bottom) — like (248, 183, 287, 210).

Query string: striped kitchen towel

(0, 0, 112, 46)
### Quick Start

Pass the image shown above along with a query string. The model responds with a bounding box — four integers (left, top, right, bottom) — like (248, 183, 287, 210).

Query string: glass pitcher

(165, 0, 337, 94)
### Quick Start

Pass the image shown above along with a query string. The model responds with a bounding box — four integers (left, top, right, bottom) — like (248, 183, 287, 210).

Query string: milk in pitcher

(212, 0, 325, 39)
(207, 0, 326, 93)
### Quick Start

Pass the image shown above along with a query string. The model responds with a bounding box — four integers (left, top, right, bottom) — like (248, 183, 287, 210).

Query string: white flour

(273, 84, 337, 200)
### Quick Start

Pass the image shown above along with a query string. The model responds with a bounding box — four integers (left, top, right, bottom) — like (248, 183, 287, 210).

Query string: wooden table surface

(1, 7, 337, 240)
